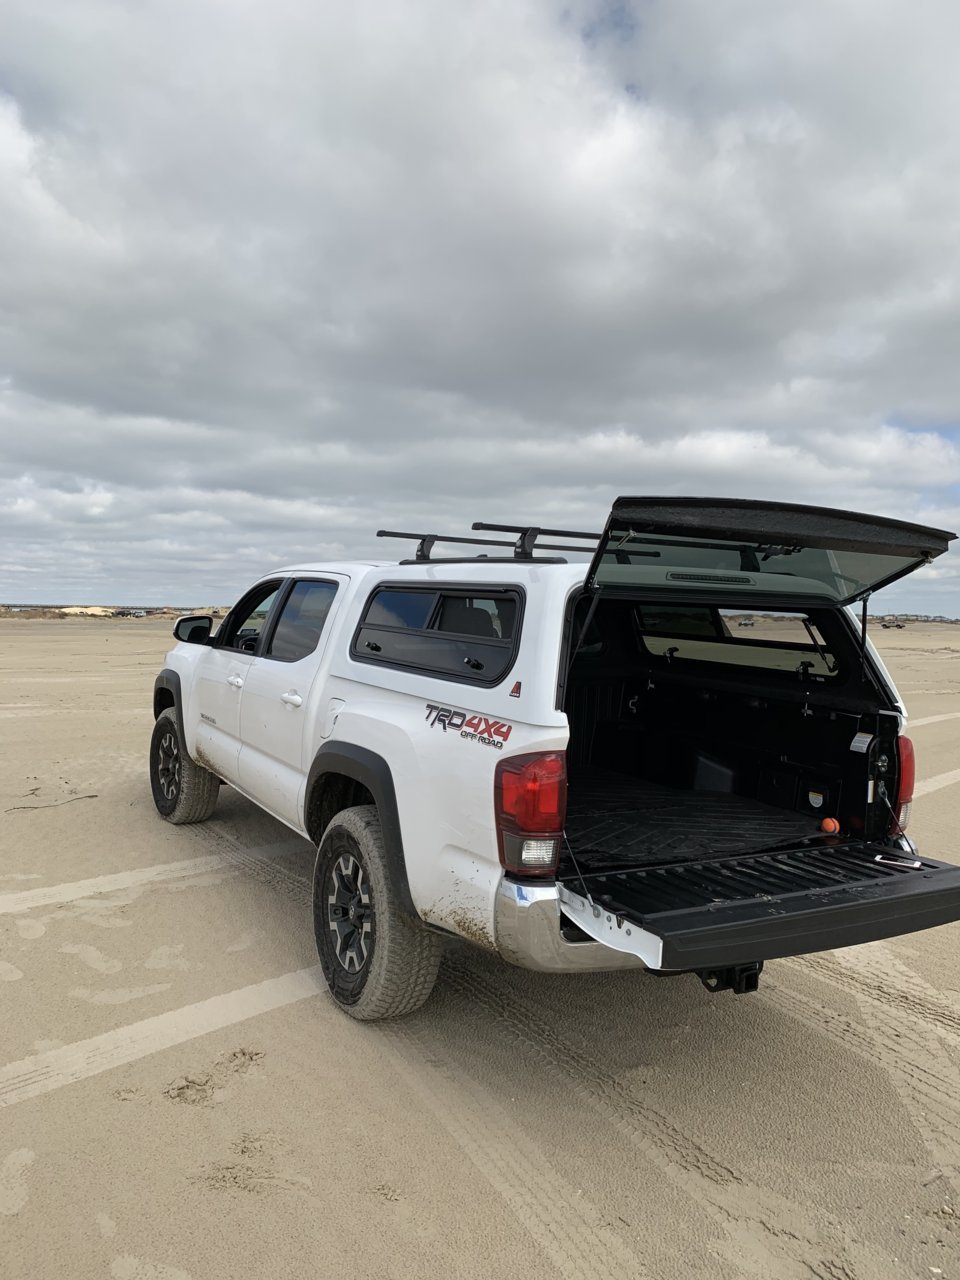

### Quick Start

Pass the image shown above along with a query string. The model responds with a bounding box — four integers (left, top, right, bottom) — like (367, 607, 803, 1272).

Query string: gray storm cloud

(1, 0, 958, 608)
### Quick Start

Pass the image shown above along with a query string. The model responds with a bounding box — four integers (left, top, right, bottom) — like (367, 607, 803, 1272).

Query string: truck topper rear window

(352, 586, 522, 685)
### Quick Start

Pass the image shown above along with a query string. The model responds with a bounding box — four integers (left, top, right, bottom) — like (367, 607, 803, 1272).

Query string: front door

(193, 580, 282, 783)
(238, 578, 342, 827)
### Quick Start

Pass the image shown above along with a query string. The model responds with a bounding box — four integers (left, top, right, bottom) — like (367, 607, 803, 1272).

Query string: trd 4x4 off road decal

(424, 704, 513, 750)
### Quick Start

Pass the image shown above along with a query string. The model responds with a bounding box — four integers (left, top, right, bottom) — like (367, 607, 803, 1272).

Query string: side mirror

(173, 615, 213, 645)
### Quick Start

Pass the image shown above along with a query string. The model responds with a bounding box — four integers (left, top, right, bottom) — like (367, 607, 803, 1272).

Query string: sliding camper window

(352, 585, 522, 685)
(633, 607, 839, 678)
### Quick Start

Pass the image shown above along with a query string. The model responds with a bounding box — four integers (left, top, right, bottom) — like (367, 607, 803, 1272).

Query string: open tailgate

(585, 497, 955, 606)
(557, 843, 960, 970)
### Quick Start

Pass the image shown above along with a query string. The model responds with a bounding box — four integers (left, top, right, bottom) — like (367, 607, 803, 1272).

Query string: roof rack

(471, 522, 602, 558)
(376, 525, 602, 562)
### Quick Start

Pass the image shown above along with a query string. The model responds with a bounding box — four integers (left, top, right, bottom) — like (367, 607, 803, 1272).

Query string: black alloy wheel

(311, 806, 441, 1019)
(149, 708, 219, 824)
(326, 852, 374, 974)
(156, 727, 181, 806)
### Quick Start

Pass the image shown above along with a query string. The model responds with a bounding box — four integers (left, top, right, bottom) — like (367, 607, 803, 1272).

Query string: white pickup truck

(150, 497, 960, 1019)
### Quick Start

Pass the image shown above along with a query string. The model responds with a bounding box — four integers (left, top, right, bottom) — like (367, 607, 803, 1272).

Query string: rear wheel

(313, 805, 441, 1020)
(149, 708, 218, 824)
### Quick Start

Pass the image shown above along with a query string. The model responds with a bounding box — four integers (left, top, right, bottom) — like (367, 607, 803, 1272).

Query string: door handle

(227, 675, 244, 688)
(280, 691, 303, 708)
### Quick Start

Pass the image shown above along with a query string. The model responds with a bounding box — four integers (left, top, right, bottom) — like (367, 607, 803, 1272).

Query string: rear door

(585, 497, 954, 606)
(237, 577, 344, 827)
(558, 844, 960, 970)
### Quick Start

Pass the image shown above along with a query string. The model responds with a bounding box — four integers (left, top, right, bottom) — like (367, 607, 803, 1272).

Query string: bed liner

(563, 771, 820, 873)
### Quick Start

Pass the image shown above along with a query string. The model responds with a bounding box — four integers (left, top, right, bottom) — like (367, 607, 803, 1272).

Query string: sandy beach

(1, 617, 958, 1280)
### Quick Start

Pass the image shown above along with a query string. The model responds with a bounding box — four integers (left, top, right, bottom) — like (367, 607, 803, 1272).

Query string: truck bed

(563, 770, 820, 873)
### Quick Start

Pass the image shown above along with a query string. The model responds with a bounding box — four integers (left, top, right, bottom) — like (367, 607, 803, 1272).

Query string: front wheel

(313, 805, 441, 1020)
(149, 708, 219, 824)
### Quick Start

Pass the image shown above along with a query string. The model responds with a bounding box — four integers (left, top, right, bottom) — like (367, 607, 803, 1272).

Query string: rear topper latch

(698, 961, 763, 995)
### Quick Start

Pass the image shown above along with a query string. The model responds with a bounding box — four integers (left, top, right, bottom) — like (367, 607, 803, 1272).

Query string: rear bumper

(493, 878, 646, 973)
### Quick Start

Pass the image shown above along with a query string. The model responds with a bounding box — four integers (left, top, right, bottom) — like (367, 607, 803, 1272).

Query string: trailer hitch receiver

(698, 962, 763, 995)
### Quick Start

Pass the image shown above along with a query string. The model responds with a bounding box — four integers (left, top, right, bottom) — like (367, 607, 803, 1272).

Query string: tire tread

(151, 708, 219, 825)
(315, 805, 441, 1020)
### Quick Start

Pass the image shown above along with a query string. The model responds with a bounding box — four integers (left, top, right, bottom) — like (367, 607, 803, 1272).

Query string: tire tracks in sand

(437, 957, 892, 1280)
(384, 1020, 648, 1280)
(778, 948, 960, 1198)
(793, 949, 960, 1045)
(192, 825, 645, 1278)
(194, 822, 892, 1280)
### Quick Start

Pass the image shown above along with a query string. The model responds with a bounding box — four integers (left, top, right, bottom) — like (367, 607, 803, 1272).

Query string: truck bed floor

(563, 771, 822, 872)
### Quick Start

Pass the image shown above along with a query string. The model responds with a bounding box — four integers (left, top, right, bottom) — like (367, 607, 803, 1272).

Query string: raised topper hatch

(585, 497, 955, 606)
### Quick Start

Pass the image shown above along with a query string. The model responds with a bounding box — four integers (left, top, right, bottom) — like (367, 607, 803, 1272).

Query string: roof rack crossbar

(398, 555, 568, 566)
(535, 542, 602, 554)
(377, 529, 519, 562)
(472, 522, 602, 541)
(472, 522, 601, 559)
(377, 524, 602, 562)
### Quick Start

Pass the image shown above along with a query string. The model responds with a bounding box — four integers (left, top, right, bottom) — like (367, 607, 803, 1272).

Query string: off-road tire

(149, 708, 219, 824)
(313, 805, 441, 1020)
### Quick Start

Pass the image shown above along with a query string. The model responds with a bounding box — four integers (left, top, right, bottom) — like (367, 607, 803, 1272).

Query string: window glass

(221, 584, 279, 652)
(436, 595, 515, 640)
(266, 581, 338, 662)
(635, 607, 838, 677)
(596, 530, 919, 603)
(364, 590, 436, 629)
(353, 586, 521, 684)
(635, 605, 726, 637)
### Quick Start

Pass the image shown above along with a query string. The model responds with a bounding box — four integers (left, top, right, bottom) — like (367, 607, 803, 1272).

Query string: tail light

(892, 735, 916, 833)
(494, 751, 567, 876)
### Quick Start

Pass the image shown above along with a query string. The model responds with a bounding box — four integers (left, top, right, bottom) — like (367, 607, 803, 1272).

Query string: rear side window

(265, 580, 339, 663)
(435, 595, 517, 640)
(364, 591, 434, 629)
(353, 587, 522, 684)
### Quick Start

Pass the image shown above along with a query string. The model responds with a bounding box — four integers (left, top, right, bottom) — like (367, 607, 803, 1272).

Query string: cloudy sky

(2, 0, 959, 610)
